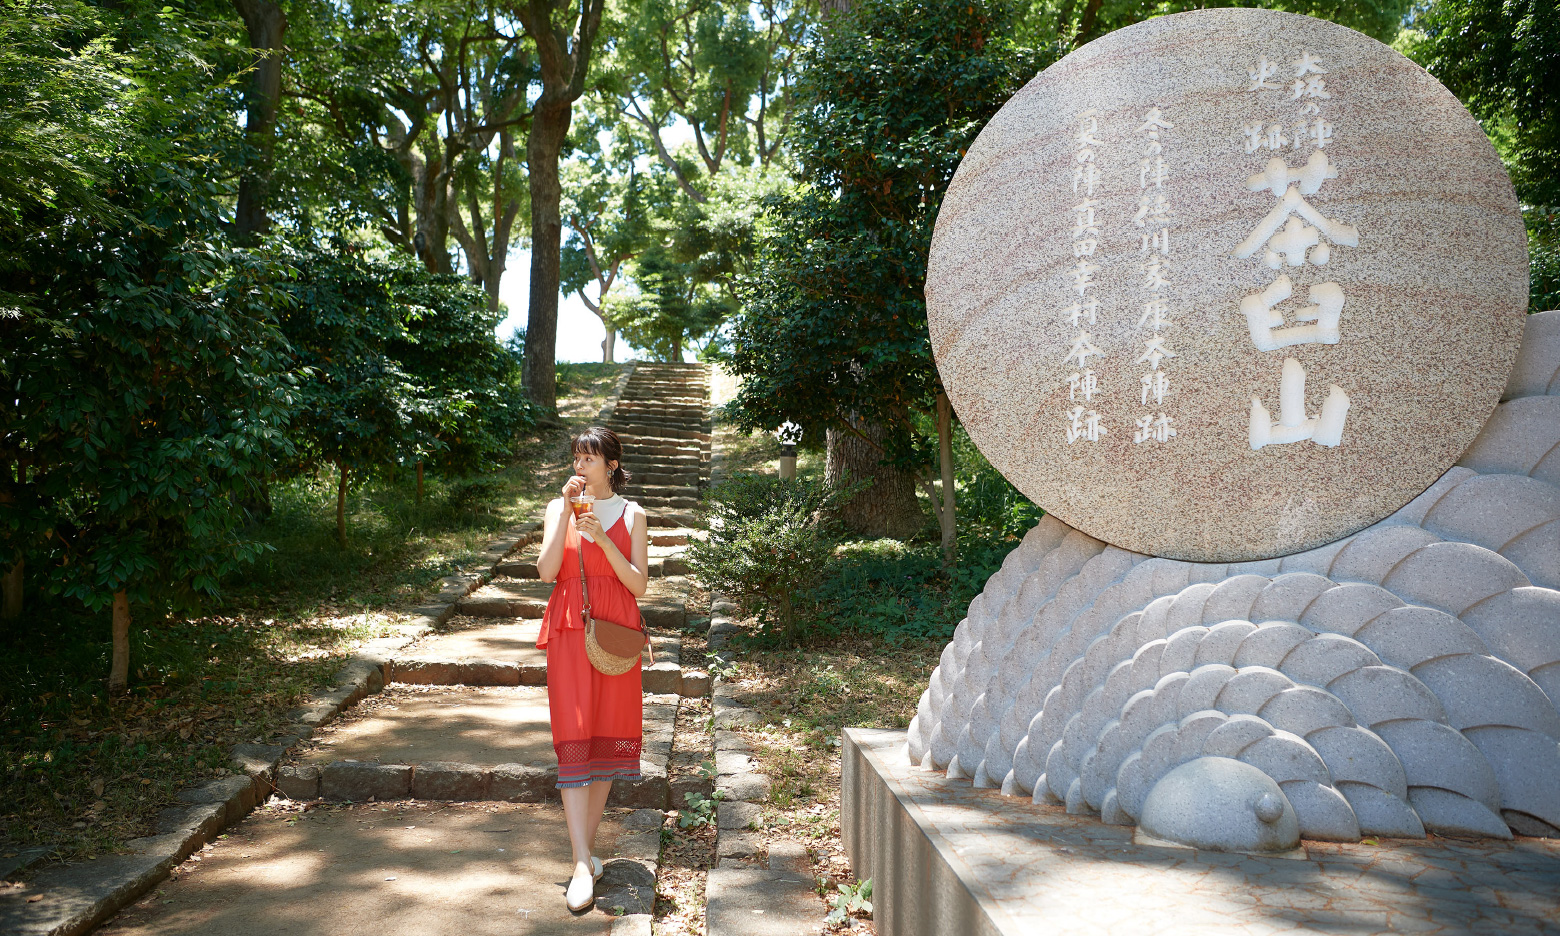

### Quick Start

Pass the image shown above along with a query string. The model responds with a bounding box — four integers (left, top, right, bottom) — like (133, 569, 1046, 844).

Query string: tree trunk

(826, 417, 923, 539)
(416, 460, 424, 504)
(936, 392, 957, 563)
(232, 0, 286, 244)
(412, 146, 454, 274)
(522, 98, 571, 411)
(515, 0, 606, 410)
(109, 590, 130, 694)
(0, 486, 19, 619)
(2, 553, 21, 620)
(602, 328, 616, 364)
(336, 461, 349, 548)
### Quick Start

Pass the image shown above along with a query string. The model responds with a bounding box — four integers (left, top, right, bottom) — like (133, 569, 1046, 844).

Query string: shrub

(952, 427, 1045, 541)
(802, 535, 1013, 644)
(686, 473, 860, 642)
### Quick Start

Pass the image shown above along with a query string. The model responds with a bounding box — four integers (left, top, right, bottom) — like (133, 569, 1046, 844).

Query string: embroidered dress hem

(555, 762, 643, 788)
(555, 736, 643, 787)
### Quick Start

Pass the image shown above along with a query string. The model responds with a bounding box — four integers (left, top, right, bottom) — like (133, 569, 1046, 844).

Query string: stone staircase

(611, 362, 711, 515)
(270, 363, 717, 820)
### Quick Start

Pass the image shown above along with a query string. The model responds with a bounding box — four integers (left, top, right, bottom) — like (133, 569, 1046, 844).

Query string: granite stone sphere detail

(1139, 756, 1299, 853)
(925, 8, 1528, 562)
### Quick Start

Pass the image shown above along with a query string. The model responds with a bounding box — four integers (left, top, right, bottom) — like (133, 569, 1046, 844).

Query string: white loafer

(591, 856, 604, 881)
(566, 868, 595, 912)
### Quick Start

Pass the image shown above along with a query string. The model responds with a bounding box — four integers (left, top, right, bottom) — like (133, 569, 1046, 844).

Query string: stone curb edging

(706, 593, 772, 855)
(598, 362, 636, 425)
(700, 590, 823, 936)
(0, 520, 542, 936)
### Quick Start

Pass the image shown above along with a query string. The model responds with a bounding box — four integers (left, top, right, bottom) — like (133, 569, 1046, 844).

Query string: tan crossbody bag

(578, 530, 649, 675)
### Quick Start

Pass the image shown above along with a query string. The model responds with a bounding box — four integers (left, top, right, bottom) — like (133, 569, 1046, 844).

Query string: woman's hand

(576, 510, 603, 541)
(561, 475, 586, 500)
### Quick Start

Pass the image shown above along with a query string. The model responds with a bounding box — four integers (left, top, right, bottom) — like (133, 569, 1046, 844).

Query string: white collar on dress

(579, 493, 630, 542)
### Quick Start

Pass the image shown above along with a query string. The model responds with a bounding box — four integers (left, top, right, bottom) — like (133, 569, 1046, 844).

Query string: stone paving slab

(296, 686, 559, 769)
(96, 802, 647, 936)
(843, 728, 1560, 936)
(704, 868, 822, 936)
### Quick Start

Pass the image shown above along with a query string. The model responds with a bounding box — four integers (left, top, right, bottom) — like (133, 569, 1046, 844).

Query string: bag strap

(576, 523, 592, 621)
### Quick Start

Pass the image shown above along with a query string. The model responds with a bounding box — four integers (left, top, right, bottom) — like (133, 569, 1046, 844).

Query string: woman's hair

(572, 426, 630, 494)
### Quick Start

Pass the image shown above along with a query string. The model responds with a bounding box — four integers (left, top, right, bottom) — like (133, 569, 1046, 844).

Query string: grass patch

(0, 365, 625, 865)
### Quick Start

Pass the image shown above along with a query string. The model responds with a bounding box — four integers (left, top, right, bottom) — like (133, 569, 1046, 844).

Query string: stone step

(609, 406, 710, 419)
(387, 622, 707, 695)
(629, 451, 705, 463)
(276, 685, 678, 809)
(615, 386, 708, 395)
(647, 512, 695, 528)
(621, 442, 702, 458)
(615, 427, 712, 443)
(630, 459, 704, 472)
(635, 495, 700, 510)
(705, 868, 821, 936)
(615, 399, 708, 411)
(633, 470, 701, 486)
(614, 424, 713, 438)
(495, 553, 690, 579)
(622, 483, 701, 498)
(87, 801, 657, 934)
(457, 576, 692, 628)
(619, 389, 707, 399)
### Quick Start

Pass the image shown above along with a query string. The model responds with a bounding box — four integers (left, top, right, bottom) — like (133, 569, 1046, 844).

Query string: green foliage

(722, 0, 1047, 467)
(605, 244, 736, 361)
(1400, 0, 1560, 206)
(687, 473, 860, 641)
(0, 0, 125, 253)
(953, 429, 1045, 541)
(278, 244, 535, 493)
(677, 789, 723, 828)
(1528, 208, 1560, 314)
(802, 536, 1014, 643)
(1039, 0, 1412, 48)
(0, 0, 295, 616)
(826, 878, 873, 926)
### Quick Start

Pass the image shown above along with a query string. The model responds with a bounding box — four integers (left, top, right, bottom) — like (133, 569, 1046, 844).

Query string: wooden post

(109, 590, 130, 694)
(937, 392, 957, 564)
(336, 460, 349, 548)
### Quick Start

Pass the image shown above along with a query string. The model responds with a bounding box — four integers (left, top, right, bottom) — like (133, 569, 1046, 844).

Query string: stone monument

(925, 8, 1528, 562)
(903, 7, 1558, 849)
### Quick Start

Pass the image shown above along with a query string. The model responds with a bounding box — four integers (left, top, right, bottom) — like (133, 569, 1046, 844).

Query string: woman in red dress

(535, 426, 649, 912)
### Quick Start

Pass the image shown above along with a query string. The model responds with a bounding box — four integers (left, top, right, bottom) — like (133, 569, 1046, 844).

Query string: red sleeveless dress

(538, 506, 643, 787)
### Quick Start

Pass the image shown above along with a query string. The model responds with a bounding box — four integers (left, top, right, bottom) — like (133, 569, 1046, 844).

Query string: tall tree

(515, 0, 608, 410)
(232, 0, 287, 243)
(281, 0, 532, 307)
(559, 133, 662, 362)
(0, 0, 296, 691)
(557, 0, 808, 363)
(602, 0, 804, 199)
(1400, 0, 1560, 207)
(724, 0, 1043, 552)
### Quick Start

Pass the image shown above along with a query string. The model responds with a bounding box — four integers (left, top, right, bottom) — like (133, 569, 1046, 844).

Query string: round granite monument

(905, 9, 1559, 851)
(926, 8, 1528, 562)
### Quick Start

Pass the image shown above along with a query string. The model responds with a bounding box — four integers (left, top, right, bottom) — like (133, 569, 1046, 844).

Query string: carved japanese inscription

(925, 9, 1527, 562)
